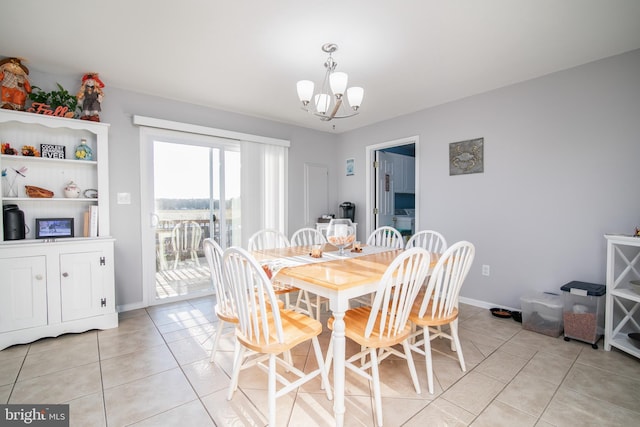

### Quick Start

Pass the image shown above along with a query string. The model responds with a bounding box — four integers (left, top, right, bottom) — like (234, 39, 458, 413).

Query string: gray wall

(26, 48, 640, 310)
(336, 49, 640, 308)
(26, 69, 339, 309)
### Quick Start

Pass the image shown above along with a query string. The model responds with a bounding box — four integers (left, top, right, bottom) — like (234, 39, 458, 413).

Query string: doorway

(366, 136, 419, 240)
(140, 129, 240, 305)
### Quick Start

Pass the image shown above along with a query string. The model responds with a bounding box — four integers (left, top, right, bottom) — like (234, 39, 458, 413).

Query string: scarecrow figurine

(0, 57, 31, 110)
(77, 73, 105, 121)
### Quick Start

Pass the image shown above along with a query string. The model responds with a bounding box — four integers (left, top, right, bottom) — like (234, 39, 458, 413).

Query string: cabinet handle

(35, 274, 43, 280)
(62, 272, 69, 277)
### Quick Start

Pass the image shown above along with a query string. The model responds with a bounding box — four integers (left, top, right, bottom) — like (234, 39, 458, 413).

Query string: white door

(375, 151, 395, 229)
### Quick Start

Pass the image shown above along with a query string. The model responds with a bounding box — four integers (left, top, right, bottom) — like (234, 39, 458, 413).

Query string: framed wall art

(346, 158, 355, 176)
(449, 137, 484, 175)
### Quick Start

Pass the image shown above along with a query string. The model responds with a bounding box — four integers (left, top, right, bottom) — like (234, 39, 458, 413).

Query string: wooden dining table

(252, 244, 438, 427)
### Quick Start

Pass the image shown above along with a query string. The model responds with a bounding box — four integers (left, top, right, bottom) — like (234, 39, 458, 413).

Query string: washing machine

(393, 208, 415, 239)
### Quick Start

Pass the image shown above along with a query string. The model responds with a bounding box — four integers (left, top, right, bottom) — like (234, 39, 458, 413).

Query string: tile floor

(2, 297, 640, 426)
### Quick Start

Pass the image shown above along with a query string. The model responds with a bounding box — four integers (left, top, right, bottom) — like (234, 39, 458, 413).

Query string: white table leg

(330, 295, 348, 427)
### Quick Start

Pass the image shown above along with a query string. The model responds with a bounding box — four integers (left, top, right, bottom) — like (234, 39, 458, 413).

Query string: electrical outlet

(482, 265, 490, 276)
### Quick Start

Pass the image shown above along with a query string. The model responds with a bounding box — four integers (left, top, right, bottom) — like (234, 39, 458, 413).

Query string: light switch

(117, 192, 131, 205)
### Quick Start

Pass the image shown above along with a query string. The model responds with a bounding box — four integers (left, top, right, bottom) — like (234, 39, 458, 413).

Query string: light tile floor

(2, 297, 640, 426)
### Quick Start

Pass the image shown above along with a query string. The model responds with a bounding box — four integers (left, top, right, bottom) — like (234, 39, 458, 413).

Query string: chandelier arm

(328, 98, 342, 120)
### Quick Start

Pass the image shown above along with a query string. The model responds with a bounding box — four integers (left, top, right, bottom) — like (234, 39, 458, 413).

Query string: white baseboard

(117, 302, 147, 313)
(459, 296, 520, 312)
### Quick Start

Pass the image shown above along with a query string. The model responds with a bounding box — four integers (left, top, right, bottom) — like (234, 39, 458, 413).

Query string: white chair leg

(369, 348, 383, 427)
(227, 342, 244, 400)
(325, 336, 334, 371)
(311, 337, 333, 400)
(268, 354, 277, 427)
(402, 340, 421, 394)
(209, 320, 225, 363)
(450, 319, 466, 371)
(423, 326, 434, 394)
(315, 295, 321, 321)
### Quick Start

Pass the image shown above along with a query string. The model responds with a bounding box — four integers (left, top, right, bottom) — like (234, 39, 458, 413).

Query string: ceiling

(2, 1, 640, 133)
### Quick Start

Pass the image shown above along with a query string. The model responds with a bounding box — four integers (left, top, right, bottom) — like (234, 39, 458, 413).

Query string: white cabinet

(604, 234, 640, 359)
(0, 239, 117, 350)
(0, 255, 47, 333)
(386, 152, 415, 194)
(0, 110, 116, 350)
(403, 156, 415, 193)
(0, 109, 110, 240)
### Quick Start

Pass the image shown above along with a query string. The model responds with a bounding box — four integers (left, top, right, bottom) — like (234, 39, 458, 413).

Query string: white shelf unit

(0, 109, 109, 239)
(0, 110, 116, 349)
(604, 234, 640, 358)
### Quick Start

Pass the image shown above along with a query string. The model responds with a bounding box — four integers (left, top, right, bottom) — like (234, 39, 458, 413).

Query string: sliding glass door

(141, 129, 240, 305)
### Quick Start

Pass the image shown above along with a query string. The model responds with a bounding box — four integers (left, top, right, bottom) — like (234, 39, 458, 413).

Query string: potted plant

(28, 83, 78, 118)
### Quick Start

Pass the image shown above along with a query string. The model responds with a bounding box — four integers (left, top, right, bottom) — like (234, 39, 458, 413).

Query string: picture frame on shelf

(40, 144, 66, 159)
(35, 218, 74, 239)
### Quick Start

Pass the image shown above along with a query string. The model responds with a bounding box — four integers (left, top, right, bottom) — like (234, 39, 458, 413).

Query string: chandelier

(296, 43, 364, 121)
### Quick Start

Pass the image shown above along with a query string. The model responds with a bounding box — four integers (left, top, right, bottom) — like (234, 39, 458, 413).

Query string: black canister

(3, 204, 26, 240)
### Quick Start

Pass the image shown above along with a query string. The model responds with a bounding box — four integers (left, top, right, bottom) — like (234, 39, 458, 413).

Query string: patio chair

(171, 221, 203, 269)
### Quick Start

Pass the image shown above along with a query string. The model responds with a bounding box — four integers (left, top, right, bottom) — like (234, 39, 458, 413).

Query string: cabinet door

(404, 156, 415, 193)
(60, 251, 109, 322)
(0, 256, 47, 332)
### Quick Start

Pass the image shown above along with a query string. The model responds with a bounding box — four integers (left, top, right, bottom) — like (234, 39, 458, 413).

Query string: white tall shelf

(604, 234, 640, 359)
(0, 109, 117, 350)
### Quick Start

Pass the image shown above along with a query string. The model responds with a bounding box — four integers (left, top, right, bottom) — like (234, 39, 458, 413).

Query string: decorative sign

(27, 102, 73, 118)
(40, 144, 66, 159)
(449, 137, 484, 175)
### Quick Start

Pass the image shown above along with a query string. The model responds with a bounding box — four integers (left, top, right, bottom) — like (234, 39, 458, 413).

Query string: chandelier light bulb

(297, 80, 314, 105)
(315, 93, 331, 114)
(347, 86, 364, 110)
(329, 72, 348, 97)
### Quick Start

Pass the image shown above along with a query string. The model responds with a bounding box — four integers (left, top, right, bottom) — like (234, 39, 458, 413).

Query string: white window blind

(240, 140, 288, 247)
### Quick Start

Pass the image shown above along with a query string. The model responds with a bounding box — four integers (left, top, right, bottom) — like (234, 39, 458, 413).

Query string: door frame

(365, 136, 420, 239)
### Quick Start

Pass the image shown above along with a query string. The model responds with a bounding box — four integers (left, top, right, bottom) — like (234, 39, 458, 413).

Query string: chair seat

(215, 303, 239, 324)
(236, 309, 323, 354)
(328, 306, 413, 349)
(409, 298, 459, 327)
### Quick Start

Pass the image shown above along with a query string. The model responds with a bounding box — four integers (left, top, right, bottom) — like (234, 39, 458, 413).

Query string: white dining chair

(409, 240, 475, 394)
(325, 247, 431, 427)
(247, 228, 297, 308)
(367, 226, 404, 249)
(291, 227, 329, 320)
(405, 230, 447, 253)
(203, 238, 237, 363)
(247, 228, 290, 251)
(290, 227, 326, 246)
(224, 246, 332, 426)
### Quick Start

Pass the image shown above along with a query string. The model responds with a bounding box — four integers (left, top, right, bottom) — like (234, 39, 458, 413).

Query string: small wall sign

(40, 143, 66, 159)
